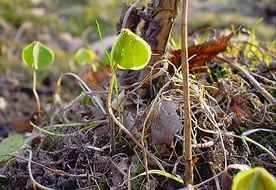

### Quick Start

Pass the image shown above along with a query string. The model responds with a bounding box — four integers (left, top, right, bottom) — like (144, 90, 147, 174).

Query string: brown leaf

(11, 119, 31, 133)
(231, 103, 244, 119)
(150, 100, 182, 146)
(222, 169, 233, 190)
(11, 112, 41, 133)
(222, 164, 251, 190)
(188, 32, 234, 65)
(170, 32, 234, 72)
(82, 65, 110, 86)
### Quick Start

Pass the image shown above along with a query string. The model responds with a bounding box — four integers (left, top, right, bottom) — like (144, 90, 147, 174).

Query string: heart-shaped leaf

(232, 167, 276, 190)
(22, 41, 54, 70)
(75, 47, 96, 65)
(111, 29, 151, 70)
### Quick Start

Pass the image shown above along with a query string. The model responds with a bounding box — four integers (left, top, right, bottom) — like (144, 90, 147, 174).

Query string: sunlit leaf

(111, 29, 151, 70)
(138, 169, 184, 184)
(22, 41, 54, 70)
(75, 47, 96, 65)
(232, 167, 276, 190)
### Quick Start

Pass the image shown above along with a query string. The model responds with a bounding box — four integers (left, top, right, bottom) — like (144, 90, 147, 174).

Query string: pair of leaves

(111, 29, 151, 70)
(232, 167, 275, 190)
(75, 47, 96, 65)
(22, 41, 54, 70)
(222, 164, 276, 190)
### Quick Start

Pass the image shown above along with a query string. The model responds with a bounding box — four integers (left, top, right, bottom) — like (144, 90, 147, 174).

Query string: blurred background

(0, 0, 275, 75)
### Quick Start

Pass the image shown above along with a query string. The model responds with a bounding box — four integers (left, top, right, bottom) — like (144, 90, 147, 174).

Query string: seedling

(232, 167, 275, 190)
(110, 28, 151, 109)
(22, 41, 54, 119)
(96, 21, 151, 114)
(74, 47, 97, 71)
(111, 29, 151, 70)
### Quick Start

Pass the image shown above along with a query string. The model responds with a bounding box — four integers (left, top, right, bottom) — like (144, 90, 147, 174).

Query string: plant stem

(32, 70, 41, 119)
(181, 0, 193, 186)
(107, 67, 142, 147)
(107, 67, 165, 171)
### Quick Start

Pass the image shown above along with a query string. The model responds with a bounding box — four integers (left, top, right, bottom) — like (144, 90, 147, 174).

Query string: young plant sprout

(111, 29, 151, 70)
(74, 47, 98, 72)
(108, 28, 151, 116)
(232, 167, 276, 190)
(22, 41, 54, 119)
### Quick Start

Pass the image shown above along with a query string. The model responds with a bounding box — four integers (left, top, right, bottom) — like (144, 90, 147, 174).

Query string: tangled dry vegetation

(0, 1, 275, 190)
(1, 28, 275, 189)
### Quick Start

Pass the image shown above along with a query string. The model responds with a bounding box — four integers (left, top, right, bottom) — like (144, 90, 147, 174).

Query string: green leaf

(0, 135, 24, 162)
(137, 169, 184, 184)
(22, 42, 35, 68)
(22, 41, 54, 70)
(232, 167, 276, 190)
(74, 47, 96, 65)
(111, 29, 151, 70)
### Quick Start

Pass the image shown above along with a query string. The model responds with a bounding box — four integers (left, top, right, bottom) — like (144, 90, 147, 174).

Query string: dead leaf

(109, 163, 126, 189)
(170, 32, 234, 72)
(11, 112, 41, 133)
(150, 100, 182, 146)
(222, 164, 251, 190)
(231, 103, 245, 119)
(82, 65, 110, 86)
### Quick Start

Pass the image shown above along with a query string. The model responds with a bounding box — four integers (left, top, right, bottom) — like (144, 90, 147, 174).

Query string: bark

(139, 0, 178, 81)
(116, 3, 142, 34)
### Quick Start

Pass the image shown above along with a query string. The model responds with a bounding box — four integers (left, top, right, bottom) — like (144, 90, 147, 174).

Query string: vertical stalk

(181, 0, 193, 186)
(32, 69, 41, 119)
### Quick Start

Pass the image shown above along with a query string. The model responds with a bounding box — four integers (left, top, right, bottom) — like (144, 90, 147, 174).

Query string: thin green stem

(95, 21, 112, 65)
(96, 20, 121, 117)
(230, 133, 276, 161)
